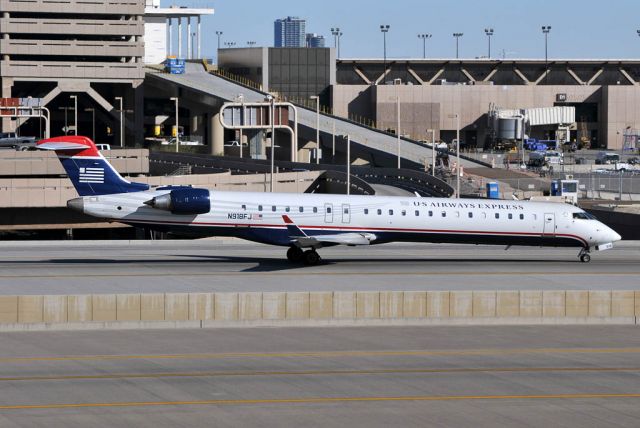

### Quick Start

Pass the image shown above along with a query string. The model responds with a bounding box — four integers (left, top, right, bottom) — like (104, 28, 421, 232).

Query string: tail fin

(37, 136, 149, 196)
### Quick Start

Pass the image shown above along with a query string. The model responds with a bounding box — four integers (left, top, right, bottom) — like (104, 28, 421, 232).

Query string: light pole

(224, 41, 236, 48)
(215, 31, 223, 49)
(84, 108, 95, 142)
(428, 128, 436, 176)
(311, 95, 320, 164)
(114, 96, 123, 147)
(268, 95, 276, 192)
(484, 28, 494, 59)
(331, 27, 342, 57)
(170, 97, 179, 153)
(417, 34, 432, 59)
(247, 41, 256, 47)
(396, 94, 401, 169)
(344, 134, 351, 195)
(453, 33, 463, 59)
(380, 25, 390, 81)
(237, 94, 244, 159)
(542, 26, 551, 83)
(448, 114, 461, 197)
(69, 95, 77, 136)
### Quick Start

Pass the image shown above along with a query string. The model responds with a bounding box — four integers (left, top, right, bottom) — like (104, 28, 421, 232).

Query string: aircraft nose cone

(612, 230, 622, 242)
(67, 197, 84, 213)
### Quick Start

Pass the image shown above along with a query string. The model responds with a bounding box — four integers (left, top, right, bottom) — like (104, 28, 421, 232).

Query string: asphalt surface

(1, 325, 640, 427)
(0, 240, 638, 295)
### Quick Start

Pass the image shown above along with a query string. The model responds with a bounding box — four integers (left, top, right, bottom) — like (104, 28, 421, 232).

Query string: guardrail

(0, 290, 637, 331)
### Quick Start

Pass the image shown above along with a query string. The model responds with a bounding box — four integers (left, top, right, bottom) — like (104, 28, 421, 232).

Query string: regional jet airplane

(38, 136, 621, 265)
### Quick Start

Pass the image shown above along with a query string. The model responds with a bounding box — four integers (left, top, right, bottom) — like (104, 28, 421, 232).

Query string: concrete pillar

(210, 111, 224, 155)
(1, 78, 14, 132)
(134, 83, 144, 147)
(187, 17, 191, 60)
(168, 18, 172, 56)
(197, 16, 202, 59)
(191, 114, 204, 142)
(178, 17, 182, 58)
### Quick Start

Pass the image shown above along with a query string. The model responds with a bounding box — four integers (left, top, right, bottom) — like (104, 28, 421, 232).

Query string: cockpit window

(573, 212, 593, 220)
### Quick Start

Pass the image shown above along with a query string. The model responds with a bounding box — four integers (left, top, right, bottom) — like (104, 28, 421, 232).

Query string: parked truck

(0, 132, 37, 150)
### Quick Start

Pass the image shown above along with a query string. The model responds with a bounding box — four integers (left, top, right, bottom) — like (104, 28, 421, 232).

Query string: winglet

(282, 215, 307, 237)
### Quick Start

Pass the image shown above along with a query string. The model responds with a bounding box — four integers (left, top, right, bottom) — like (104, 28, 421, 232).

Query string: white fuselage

(76, 190, 621, 250)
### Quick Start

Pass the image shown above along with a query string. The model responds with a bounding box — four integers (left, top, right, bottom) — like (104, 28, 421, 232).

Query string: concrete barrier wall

(0, 290, 638, 331)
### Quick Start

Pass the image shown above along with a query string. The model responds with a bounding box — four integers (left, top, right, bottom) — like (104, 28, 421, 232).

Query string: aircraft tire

(303, 250, 321, 266)
(580, 253, 591, 263)
(287, 246, 304, 263)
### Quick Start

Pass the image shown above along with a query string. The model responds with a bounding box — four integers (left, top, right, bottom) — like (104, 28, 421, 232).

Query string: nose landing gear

(578, 248, 591, 263)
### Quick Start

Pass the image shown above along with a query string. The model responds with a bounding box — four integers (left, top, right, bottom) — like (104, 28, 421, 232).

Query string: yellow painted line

(3, 347, 640, 363)
(1, 367, 639, 382)
(0, 271, 638, 279)
(3, 393, 640, 410)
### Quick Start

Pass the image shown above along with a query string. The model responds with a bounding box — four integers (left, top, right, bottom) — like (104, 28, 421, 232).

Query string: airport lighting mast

(331, 27, 343, 57)
(484, 28, 494, 59)
(380, 25, 390, 81)
(542, 26, 552, 83)
(453, 33, 463, 59)
(215, 31, 223, 49)
(418, 34, 432, 59)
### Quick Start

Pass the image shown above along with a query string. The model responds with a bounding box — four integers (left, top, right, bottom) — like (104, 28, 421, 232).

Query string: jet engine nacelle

(145, 188, 210, 215)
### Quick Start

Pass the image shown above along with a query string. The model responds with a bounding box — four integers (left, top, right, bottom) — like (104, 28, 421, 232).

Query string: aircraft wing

(282, 215, 376, 247)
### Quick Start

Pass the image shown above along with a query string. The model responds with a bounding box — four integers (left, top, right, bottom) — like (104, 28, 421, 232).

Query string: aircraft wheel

(286, 246, 304, 263)
(580, 253, 591, 263)
(303, 250, 321, 266)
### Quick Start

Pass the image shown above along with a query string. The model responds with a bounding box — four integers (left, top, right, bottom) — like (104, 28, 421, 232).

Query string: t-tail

(37, 136, 149, 196)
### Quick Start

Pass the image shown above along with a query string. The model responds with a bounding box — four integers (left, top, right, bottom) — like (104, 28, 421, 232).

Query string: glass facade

(269, 48, 331, 103)
(306, 33, 325, 48)
(274, 17, 306, 48)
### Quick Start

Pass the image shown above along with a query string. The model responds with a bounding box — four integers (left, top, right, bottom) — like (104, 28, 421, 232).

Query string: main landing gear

(287, 246, 321, 266)
(578, 248, 591, 263)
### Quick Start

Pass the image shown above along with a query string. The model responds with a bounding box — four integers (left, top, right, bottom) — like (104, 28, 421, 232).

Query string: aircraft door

(543, 213, 556, 237)
(342, 204, 351, 223)
(324, 203, 333, 223)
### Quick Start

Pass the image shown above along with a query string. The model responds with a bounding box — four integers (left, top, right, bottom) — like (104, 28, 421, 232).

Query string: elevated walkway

(146, 63, 487, 170)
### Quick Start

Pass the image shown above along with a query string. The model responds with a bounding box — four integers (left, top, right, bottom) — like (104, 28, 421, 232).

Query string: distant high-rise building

(306, 33, 325, 48)
(274, 16, 306, 47)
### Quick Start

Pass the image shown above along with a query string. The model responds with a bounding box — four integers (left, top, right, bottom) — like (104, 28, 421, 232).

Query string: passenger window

(285, 207, 290, 213)
(389, 210, 394, 215)
(468, 212, 473, 218)
(242, 204, 246, 210)
(429, 211, 433, 217)
(377, 209, 382, 215)
(401, 210, 406, 216)
(441, 211, 446, 217)
(508, 213, 513, 220)
(272, 206, 277, 212)
(364, 209, 369, 215)
(326, 207, 332, 214)
(520, 214, 524, 220)
(415, 210, 420, 216)
(495, 213, 500, 219)
(313, 207, 318, 213)
(258, 205, 263, 211)
(299, 207, 304, 213)
(344, 208, 349, 214)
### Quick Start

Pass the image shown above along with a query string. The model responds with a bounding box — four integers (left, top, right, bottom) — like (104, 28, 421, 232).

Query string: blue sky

(166, 0, 640, 60)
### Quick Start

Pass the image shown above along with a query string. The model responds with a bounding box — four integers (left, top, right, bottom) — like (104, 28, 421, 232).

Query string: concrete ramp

(147, 63, 486, 169)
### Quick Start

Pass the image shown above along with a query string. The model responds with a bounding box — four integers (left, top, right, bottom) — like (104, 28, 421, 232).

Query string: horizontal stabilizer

(37, 141, 88, 151)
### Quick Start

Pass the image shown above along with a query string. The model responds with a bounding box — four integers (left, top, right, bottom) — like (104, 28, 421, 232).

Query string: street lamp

(170, 97, 179, 153)
(453, 33, 463, 59)
(427, 128, 436, 176)
(310, 95, 320, 164)
(344, 134, 351, 195)
(236, 94, 244, 159)
(114, 96, 123, 147)
(331, 27, 343, 57)
(484, 28, 494, 59)
(542, 26, 552, 83)
(380, 25, 390, 81)
(417, 34, 432, 59)
(396, 94, 401, 169)
(448, 113, 461, 198)
(84, 108, 95, 142)
(215, 31, 223, 49)
(267, 95, 276, 192)
(69, 95, 77, 136)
